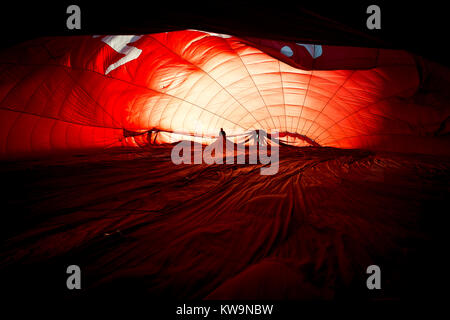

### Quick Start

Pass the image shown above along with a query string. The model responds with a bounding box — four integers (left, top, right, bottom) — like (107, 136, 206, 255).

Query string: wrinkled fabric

(1, 146, 448, 299)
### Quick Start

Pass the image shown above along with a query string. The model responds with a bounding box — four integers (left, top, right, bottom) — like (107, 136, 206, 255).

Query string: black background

(1, 1, 449, 67)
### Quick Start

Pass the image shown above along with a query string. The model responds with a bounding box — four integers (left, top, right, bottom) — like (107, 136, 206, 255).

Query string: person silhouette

(219, 128, 226, 139)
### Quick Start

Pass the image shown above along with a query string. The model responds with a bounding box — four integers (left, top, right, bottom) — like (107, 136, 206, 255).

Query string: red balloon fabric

(0, 30, 449, 158)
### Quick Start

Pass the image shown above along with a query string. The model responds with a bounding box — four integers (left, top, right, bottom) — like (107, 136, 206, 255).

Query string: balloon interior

(0, 30, 449, 301)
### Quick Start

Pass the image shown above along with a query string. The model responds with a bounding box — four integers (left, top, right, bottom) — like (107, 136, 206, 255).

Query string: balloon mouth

(122, 128, 321, 148)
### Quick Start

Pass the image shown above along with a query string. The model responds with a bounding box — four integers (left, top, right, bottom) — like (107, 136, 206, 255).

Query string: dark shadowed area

(1, 145, 448, 302)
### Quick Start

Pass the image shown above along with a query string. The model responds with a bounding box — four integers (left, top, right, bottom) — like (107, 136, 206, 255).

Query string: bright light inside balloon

(3, 29, 447, 157)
